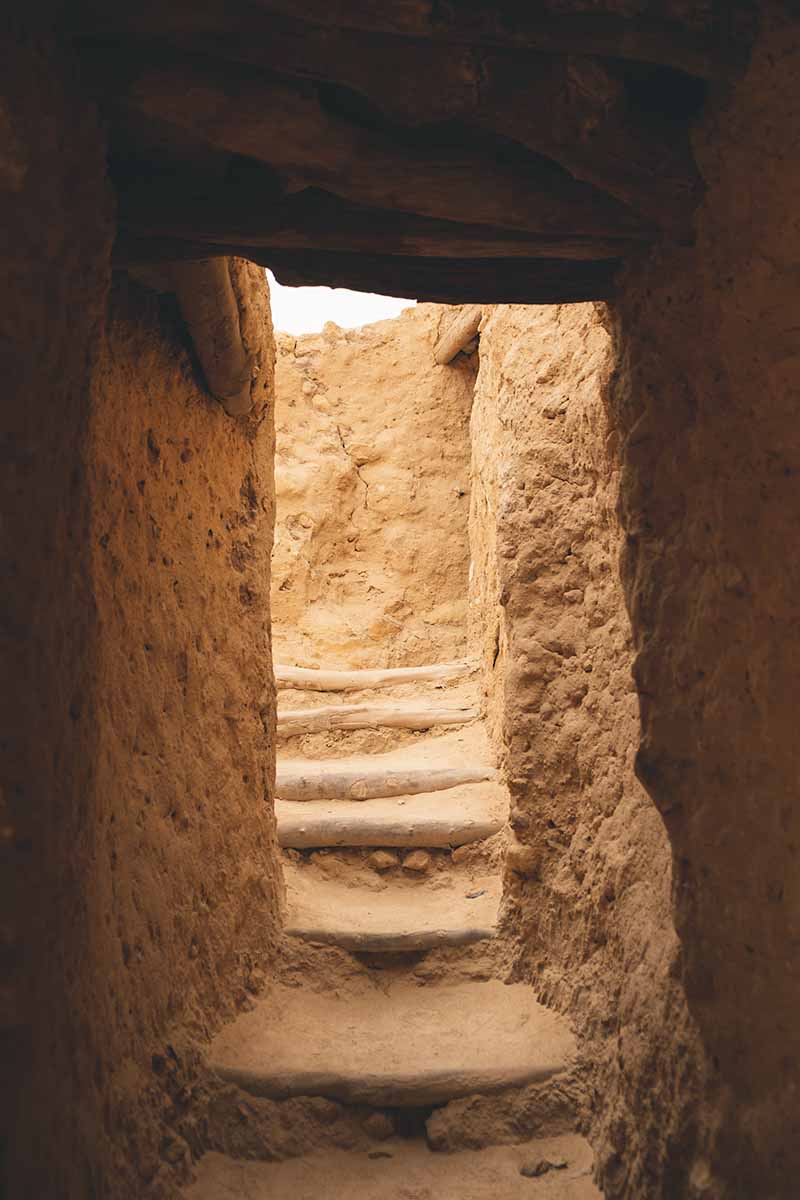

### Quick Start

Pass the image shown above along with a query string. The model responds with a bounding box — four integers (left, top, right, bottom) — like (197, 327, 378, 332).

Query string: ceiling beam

(120, 27, 700, 227)
(108, 54, 655, 240)
(69, 1, 744, 78)
(114, 235, 622, 305)
(116, 176, 645, 261)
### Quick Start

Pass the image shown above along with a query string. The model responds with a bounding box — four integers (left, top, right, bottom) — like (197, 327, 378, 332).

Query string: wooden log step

(208, 977, 576, 1106)
(274, 660, 471, 691)
(276, 783, 507, 849)
(275, 763, 497, 802)
(283, 869, 500, 953)
(277, 702, 478, 736)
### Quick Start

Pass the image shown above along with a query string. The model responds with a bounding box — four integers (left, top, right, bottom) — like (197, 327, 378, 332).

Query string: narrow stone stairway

(182, 661, 600, 1198)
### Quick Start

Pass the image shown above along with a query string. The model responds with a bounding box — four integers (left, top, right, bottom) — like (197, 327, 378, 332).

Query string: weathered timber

(278, 703, 478, 736)
(116, 238, 622, 304)
(69, 3, 743, 78)
(433, 307, 483, 365)
(169, 258, 253, 415)
(275, 765, 497, 802)
(117, 178, 641, 261)
(113, 56, 655, 238)
(275, 661, 471, 691)
(275, 788, 506, 849)
(145, 28, 700, 226)
(257, 250, 621, 305)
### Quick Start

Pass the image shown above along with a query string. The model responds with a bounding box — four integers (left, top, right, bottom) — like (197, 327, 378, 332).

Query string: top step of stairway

(208, 979, 575, 1108)
(274, 660, 473, 692)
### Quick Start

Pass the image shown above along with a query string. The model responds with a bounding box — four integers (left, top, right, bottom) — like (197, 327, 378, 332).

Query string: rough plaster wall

(470, 10, 800, 1196)
(271, 305, 476, 668)
(606, 6, 800, 1195)
(0, 39, 281, 1192)
(470, 304, 705, 1199)
(81, 267, 280, 1198)
(0, 32, 114, 1200)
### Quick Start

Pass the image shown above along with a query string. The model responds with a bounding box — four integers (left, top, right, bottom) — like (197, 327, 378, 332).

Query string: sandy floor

(184, 1135, 601, 1199)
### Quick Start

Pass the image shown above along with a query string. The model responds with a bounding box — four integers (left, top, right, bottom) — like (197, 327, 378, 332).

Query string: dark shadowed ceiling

(67, 1, 755, 302)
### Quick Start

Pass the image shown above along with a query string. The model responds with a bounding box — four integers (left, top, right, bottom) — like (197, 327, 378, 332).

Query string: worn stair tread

(183, 1136, 600, 1199)
(276, 781, 508, 848)
(283, 867, 501, 953)
(276, 763, 497, 801)
(277, 727, 498, 801)
(277, 701, 479, 735)
(208, 979, 575, 1107)
(279, 724, 494, 773)
(275, 660, 472, 691)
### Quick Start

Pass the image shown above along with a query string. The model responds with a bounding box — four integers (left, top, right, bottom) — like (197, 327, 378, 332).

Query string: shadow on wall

(469, 302, 709, 1199)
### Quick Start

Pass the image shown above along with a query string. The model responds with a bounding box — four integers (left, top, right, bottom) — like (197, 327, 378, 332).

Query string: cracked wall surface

(271, 305, 476, 669)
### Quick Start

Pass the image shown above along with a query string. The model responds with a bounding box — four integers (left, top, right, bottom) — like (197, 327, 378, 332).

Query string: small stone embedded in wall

(402, 850, 431, 874)
(368, 850, 399, 872)
(362, 1111, 394, 1141)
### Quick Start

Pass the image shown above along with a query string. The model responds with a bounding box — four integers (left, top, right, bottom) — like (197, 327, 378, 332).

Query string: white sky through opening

(267, 269, 416, 335)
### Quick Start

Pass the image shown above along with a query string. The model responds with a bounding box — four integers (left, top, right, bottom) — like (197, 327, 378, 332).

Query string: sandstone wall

(272, 305, 476, 669)
(606, 6, 800, 1195)
(469, 303, 705, 1198)
(82, 267, 281, 1198)
(0, 31, 114, 1199)
(471, 9, 800, 1197)
(0, 37, 282, 1195)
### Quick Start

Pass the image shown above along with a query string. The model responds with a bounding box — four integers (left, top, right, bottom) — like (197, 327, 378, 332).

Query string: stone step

(183, 1136, 600, 1199)
(208, 979, 576, 1108)
(283, 868, 501, 952)
(275, 763, 497, 802)
(276, 781, 507, 848)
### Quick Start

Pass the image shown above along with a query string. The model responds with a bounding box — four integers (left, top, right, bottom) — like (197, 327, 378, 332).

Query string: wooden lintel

(110, 56, 654, 240)
(117, 177, 641, 262)
(115, 236, 622, 305)
(69, 3, 744, 79)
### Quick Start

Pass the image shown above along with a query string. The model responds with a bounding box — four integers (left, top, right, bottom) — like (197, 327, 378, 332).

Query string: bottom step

(183, 1137, 600, 1199)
